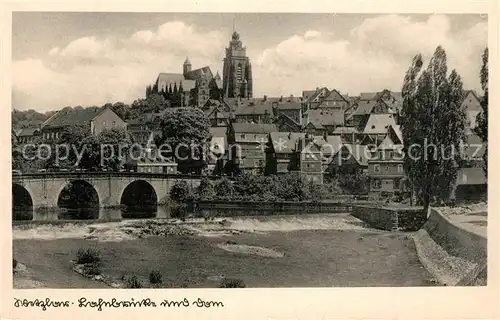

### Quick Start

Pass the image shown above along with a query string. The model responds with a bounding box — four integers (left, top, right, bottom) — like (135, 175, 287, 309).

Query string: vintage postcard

(1, 0, 498, 319)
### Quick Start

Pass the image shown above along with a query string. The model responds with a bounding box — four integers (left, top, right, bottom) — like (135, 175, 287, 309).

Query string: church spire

(183, 56, 191, 75)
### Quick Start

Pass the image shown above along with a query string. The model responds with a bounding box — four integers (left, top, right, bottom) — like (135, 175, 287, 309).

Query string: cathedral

(222, 30, 253, 99)
(151, 29, 253, 107)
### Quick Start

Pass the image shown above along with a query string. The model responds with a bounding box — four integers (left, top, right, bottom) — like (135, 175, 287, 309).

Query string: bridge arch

(57, 180, 100, 220)
(12, 183, 34, 221)
(119, 180, 158, 219)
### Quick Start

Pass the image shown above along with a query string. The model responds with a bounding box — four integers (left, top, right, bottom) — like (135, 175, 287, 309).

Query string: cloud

(13, 21, 226, 111)
(12, 15, 487, 111)
(255, 15, 487, 96)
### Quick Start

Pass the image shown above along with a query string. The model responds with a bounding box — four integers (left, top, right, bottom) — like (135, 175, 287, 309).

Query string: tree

(475, 48, 488, 176)
(401, 46, 466, 210)
(83, 127, 132, 171)
(156, 107, 211, 173)
(110, 102, 131, 120)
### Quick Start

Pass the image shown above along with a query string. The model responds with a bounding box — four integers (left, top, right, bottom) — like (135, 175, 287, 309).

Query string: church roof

(156, 73, 196, 92)
(184, 66, 213, 81)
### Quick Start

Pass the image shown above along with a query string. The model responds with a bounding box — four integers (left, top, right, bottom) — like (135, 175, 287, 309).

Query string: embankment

(413, 207, 487, 286)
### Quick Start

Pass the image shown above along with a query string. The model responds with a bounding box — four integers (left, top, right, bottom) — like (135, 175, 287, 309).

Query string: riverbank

(13, 214, 437, 288)
(412, 203, 487, 286)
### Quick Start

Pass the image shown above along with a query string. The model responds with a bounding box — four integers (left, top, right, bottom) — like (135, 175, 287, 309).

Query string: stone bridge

(12, 172, 204, 220)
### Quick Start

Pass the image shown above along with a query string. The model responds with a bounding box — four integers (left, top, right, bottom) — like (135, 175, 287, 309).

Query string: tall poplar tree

(475, 48, 488, 175)
(401, 46, 466, 210)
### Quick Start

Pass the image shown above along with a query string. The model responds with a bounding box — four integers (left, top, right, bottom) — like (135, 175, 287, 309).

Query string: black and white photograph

(9, 10, 489, 293)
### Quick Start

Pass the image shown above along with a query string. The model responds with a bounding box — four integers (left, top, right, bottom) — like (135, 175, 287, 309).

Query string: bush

(197, 177, 215, 200)
(215, 177, 235, 198)
(340, 171, 369, 195)
(218, 278, 246, 288)
(170, 203, 187, 219)
(13, 259, 18, 270)
(127, 275, 142, 288)
(149, 270, 163, 285)
(82, 262, 102, 276)
(170, 181, 192, 203)
(76, 247, 101, 264)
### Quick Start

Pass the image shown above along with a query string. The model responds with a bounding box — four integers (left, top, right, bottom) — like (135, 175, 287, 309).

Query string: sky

(12, 12, 488, 112)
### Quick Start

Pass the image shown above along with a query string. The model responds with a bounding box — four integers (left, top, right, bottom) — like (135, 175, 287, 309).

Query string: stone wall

(351, 205, 426, 231)
(413, 207, 487, 286)
(195, 200, 362, 217)
(424, 207, 487, 266)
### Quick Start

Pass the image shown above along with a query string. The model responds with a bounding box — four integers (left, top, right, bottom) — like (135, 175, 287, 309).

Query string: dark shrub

(13, 259, 18, 270)
(76, 247, 101, 264)
(149, 270, 163, 285)
(82, 262, 102, 276)
(170, 181, 192, 203)
(218, 278, 246, 288)
(170, 203, 187, 219)
(127, 275, 142, 288)
(197, 177, 215, 200)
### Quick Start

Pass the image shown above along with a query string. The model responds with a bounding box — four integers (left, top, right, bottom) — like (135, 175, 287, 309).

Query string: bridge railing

(11, 171, 228, 181)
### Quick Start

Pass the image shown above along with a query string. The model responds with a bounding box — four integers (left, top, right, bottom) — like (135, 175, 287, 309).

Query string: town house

(228, 123, 277, 174)
(41, 106, 127, 140)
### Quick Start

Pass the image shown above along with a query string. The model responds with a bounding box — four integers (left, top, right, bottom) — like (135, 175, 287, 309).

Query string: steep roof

(461, 90, 482, 112)
(307, 87, 330, 103)
(302, 90, 317, 100)
(17, 127, 40, 137)
(305, 108, 345, 126)
(363, 114, 397, 134)
(156, 73, 196, 92)
(234, 103, 273, 116)
(269, 131, 305, 154)
(323, 89, 349, 103)
(184, 66, 213, 81)
(232, 123, 277, 134)
(388, 124, 403, 144)
(352, 100, 376, 115)
(42, 106, 108, 128)
(320, 135, 343, 158)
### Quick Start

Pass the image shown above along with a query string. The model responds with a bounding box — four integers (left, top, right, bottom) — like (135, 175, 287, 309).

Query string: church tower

(183, 57, 192, 75)
(222, 30, 253, 99)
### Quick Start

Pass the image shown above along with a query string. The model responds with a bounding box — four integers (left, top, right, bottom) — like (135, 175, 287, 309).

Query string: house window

(397, 164, 404, 173)
(374, 164, 380, 173)
(372, 179, 381, 189)
(241, 134, 246, 139)
(112, 121, 116, 128)
(371, 125, 376, 129)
